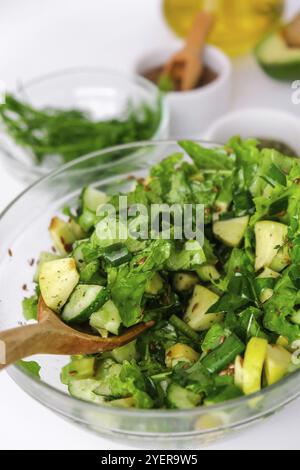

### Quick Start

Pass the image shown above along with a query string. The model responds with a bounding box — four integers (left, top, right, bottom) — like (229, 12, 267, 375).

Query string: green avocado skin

(257, 60, 300, 81)
(255, 33, 300, 81)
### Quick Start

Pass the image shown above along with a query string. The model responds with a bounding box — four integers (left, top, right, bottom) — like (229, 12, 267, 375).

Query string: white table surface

(1, 0, 300, 451)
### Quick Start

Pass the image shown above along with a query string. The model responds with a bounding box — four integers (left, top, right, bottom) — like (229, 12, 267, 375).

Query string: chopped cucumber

(90, 300, 121, 335)
(39, 258, 80, 312)
(68, 379, 105, 404)
(264, 345, 292, 386)
(78, 188, 108, 233)
(213, 216, 249, 248)
(197, 264, 220, 282)
(111, 340, 137, 363)
(82, 187, 108, 213)
(184, 285, 223, 332)
(61, 357, 95, 385)
(94, 360, 122, 396)
(78, 209, 97, 233)
(254, 221, 288, 272)
(49, 217, 78, 255)
(103, 243, 132, 267)
(167, 384, 202, 409)
(165, 343, 199, 369)
(243, 338, 268, 395)
(62, 285, 108, 323)
(255, 32, 300, 81)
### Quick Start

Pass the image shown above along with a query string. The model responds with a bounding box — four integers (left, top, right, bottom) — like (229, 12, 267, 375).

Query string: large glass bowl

(0, 68, 169, 183)
(1, 141, 300, 450)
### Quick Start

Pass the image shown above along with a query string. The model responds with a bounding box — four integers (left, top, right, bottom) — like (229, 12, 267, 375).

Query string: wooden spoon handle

(186, 11, 215, 53)
(0, 324, 48, 370)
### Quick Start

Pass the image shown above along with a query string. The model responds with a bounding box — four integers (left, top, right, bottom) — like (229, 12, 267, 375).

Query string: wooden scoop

(0, 298, 154, 371)
(163, 11, 215, 91)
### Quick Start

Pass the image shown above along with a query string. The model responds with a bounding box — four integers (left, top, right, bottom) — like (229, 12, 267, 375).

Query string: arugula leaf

(179, 141, 234, 171)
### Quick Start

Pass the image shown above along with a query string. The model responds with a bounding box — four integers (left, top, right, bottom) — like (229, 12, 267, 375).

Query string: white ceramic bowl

(134, 45, 232, 138)
(203, 108, 300, 155)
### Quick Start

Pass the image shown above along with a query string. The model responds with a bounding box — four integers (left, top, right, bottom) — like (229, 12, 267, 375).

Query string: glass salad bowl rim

(2, 139, 300, 423)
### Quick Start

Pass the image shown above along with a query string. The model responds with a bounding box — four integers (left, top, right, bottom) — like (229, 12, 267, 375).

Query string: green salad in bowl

(23, 138, 300, 411)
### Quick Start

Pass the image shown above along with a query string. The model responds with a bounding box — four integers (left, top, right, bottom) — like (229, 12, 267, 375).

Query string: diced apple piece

(257, 268, 280, 279)
(234, 355, 244, 391)
(49, 217, 78, 255)
(254, 221, 288, 272)
(260, 288, 274, 304)
(213, 216, 249, 248)
(165, 343, 200, 368)
(39, 258, 79, 313)
(265, 345, 292, 386)
(184, 285, 223, 332)
(243, 338, 268, 396)
(173, 273, 199, 292)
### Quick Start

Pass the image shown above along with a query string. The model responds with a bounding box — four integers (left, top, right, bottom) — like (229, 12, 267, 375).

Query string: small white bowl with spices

(203, 108, 300, 156)
(134, 44, 233, 138)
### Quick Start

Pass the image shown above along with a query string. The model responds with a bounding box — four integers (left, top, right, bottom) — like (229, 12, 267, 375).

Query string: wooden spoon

(0, 298, 154, 371)
(163, 11, 215, 91)
(284, 13, 300, 48)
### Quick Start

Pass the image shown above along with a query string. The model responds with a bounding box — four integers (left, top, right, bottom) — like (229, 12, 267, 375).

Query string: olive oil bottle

(163, 0, 284, 56)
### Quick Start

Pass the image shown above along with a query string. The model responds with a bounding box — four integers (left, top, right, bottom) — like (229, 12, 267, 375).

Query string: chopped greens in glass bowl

(1, 139, 300, 449)
(0, 68, 168, 183)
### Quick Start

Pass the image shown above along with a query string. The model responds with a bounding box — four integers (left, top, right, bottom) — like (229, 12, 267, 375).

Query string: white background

(0, 0, 300, 450)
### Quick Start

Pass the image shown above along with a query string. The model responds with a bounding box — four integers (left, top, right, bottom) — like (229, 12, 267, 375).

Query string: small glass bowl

(0, 68, 169, 183)
(1, 141, 300, 449)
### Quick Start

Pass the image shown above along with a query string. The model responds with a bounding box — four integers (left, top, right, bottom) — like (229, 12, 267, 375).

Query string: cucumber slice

(254, 221, 288, 272)
(68, 379, 106, 404)
(62, 285, 108, 323)
(167, 384, 202, 409)
(111, 340, 137, 363)
(90, 300, 121, 335)
(82, 187, 108, 212)
(184, 285, 223, 332)
(39, 258, 80, 313)
(213, 216, 249, 248)
(103, 243, 132, 267)
(256, 32, 300, 81)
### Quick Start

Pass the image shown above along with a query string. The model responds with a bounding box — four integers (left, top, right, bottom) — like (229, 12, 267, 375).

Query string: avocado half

(255, 32, 300, 81)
